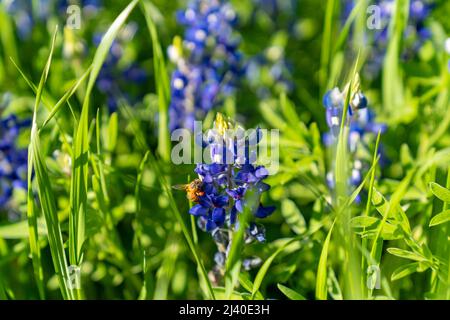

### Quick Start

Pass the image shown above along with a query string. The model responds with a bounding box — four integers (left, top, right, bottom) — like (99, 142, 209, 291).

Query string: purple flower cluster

(188, 114, 274, 278)
(0, 114, 30, 208)
(168, 0, 244, 131)
(322, 78, 386, 199)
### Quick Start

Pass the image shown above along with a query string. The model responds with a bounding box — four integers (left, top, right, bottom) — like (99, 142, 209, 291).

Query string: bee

(172, 179, 205, 203)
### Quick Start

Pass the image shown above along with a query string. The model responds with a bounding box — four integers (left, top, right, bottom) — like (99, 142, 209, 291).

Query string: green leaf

(259, 100, 288, 130)
(212, 287, 246, 300)
(277, 284, 306, 300)
(429, 210, 450, 227)
(387, 248, 427, 262)
(279, 93, 300, 127)
(281, 199, 306, 234)
(350, 216, 379, 228)
(391, 262, 431, 281)
(430, 182, 450, 203)
(238, 274, 264, 300)
(371, 187, 411, 233)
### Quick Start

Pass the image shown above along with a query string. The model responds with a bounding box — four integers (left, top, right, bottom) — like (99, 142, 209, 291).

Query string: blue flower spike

(182, 113, 274, 279)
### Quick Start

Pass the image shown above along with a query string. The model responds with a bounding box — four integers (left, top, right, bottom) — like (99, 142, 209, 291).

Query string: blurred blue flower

(93, 25, 147, 112)
(3, 0, 34, 39)
(3, 0, 102, 39)
(0, 114, 29, 208)
(342, 0, 433, 79)
(58, 0, 101, 15)
(168, 0, 244, 131)
(323, 77, 386, 202)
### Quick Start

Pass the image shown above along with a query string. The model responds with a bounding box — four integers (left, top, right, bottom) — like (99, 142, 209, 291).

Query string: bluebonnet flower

(93, 23, 147, 112)
(342, 0, 433, 79)
(0, 114, 30, 209)
(168, 0, 244, 131)
(323, 75, 386, 202)
(185, 113, 274, 280)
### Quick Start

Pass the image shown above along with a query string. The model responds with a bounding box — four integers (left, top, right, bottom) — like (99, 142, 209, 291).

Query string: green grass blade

(31, 131, 74, 300)
(145, 151, 216, 299)
(41, 65, 92, 129)
(319, 0, 336, 95)
(69, 0, 140, 267)
(277, 283, 306, 300)
(25, 26, 59, 300)
(315, 219, 336, 300)
(10, 57, 76, 153)
(251, 237, 299, 299)
(333, 0, 366, 54)
(141, 0, 171, 162)
(27, 26, 74, 300)
(361, 131, 382, 298)
(0, 6, 18, 74)
(382, 0, 409, 118)
(238, 274, 264, 300)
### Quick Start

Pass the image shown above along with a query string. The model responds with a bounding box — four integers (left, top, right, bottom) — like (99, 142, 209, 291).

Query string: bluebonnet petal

(213, 195, 229, 207)
(212, 207, 226, 226)
(206, 219, 218, 232)
(255, 166, 269, 179)
(235, 199, 244, 213)
(189, 204, 209, 216)
(229, 206, 237, 225)
(255, 205, 275, 218)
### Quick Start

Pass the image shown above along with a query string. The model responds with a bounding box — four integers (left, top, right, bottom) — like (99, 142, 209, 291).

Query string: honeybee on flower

(172, 179, 205, 203)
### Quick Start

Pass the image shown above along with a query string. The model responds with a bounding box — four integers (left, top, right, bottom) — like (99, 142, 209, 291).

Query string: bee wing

(172, 184, 188, 190)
